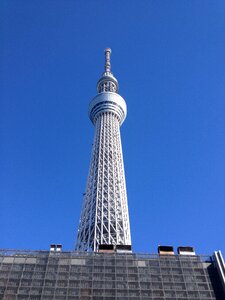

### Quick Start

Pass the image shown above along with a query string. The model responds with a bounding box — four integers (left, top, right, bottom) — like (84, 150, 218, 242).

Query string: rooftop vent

(98, 244, 115, 253)
(116, 245, 132, 253)
(158, 245, 174, 255)
(177, 246, 195, 256)
(50, 244, 62, 252)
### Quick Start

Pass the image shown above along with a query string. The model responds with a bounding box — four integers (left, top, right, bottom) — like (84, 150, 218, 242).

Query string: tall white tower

(76, 49, 131, 252)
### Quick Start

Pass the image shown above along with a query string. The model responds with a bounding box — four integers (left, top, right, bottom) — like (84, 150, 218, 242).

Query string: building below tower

(0, 247, 224, 300)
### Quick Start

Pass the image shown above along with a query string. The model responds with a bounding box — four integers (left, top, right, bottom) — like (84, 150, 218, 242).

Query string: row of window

(1, 288, 215, 296)
(0, 259, 208, 270)
(0, 295, 217, 300)
(0, 258, 209, 268)
(0, 264, 208, 275)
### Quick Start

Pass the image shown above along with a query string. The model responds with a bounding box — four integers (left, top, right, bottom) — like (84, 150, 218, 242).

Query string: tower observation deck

(75, 49, 131, 252)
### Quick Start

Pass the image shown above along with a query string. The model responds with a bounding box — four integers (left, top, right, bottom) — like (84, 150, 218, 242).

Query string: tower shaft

(76, 49, 131, 252)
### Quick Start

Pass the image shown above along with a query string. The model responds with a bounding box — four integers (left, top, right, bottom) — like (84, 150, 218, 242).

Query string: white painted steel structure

(75, 49, 131, 251)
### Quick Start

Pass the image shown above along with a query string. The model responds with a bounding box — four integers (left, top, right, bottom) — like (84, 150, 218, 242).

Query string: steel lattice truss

(76, 111, 131, 251)
(75, 48, 131, 252)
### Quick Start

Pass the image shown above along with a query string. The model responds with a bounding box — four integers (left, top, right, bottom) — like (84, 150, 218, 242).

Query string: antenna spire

(104, 48, 112, 73)
(96, 48, 119, 93)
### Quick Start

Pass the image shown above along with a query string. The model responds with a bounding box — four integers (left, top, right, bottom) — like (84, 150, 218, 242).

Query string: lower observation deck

(0, 249, 224, 300)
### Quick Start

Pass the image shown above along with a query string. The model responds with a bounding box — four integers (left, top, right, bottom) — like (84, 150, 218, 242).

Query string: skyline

(1, 1, 225, 254)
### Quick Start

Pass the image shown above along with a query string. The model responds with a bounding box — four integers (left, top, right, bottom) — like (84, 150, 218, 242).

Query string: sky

(1, 1, 225, 255)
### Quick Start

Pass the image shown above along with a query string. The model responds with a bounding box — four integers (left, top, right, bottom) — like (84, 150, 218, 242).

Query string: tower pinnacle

(104, 48, 112, 74)
(97, 48, 119, 94)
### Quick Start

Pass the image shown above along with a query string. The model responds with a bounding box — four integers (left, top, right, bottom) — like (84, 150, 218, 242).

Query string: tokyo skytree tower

(75, 49, 131, 252)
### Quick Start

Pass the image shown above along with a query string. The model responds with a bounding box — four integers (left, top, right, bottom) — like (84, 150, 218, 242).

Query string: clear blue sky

(1, 1, 225, 255)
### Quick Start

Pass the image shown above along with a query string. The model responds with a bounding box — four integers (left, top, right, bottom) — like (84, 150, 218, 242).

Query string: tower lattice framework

(75, 49, 131, 252)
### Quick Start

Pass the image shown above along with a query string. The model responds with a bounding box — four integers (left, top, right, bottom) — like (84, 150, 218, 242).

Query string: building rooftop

(0, 248, 224, 300)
